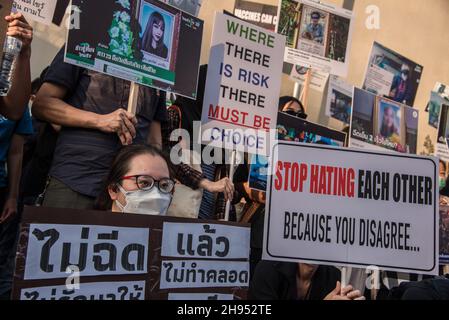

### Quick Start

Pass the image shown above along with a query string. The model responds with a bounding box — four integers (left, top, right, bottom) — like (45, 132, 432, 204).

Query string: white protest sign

(24, 224, 150, 280)
(161, 222, 250, 259)
(12, 0, 57, 25)
(325, 75, 353, 124)
(264, 142, 439, 275)
(201, 12, 284, 156)
(434, 82, 449, 100)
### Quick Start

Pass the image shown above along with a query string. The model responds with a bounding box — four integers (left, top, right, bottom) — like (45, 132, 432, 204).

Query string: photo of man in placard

(301, 10, 324, 44)
(296, 6, 328, 56)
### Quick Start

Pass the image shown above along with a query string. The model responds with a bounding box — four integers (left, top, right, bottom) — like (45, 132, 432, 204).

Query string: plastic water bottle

(0, 36, 22, 96)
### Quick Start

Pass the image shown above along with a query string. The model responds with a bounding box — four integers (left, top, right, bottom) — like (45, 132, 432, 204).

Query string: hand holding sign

(323, 282, 365, 300)
(5, 12, 32, 52)
(95, 108, 137, 146)
(200, 177, 235, 202)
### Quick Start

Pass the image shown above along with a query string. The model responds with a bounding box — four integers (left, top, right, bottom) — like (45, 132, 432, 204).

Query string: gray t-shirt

(44, 47, 167, 197)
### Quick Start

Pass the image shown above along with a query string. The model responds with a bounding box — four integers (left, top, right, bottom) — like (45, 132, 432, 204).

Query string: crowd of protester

(0, 12, 448, 301)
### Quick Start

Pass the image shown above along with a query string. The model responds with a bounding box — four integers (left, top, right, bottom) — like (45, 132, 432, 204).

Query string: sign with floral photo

(65, 0, 203, 99)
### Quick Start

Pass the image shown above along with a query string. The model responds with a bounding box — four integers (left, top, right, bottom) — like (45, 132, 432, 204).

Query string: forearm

(0, 49, 31, 120)
(175, 163, 205, 190)
(33, 96, 99, 129)
(7, 135, 25, 199)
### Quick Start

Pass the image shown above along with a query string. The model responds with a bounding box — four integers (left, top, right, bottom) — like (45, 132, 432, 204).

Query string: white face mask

(115, 185, 172, 216)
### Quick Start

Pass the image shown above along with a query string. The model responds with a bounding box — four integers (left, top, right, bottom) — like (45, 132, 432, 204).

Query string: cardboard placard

(264, 142, 438, 275)
(249, 112, 347, 192)
(362, 42, 423, 107)
(276, 0, 354, 77)
(325, 75, 353, 125)
(349, 87, 419, 154)
(200, 12, 284, 156)
(65, 0, 203, 99)
(233, 0, 278, 31)
(13, 207, 250, 300)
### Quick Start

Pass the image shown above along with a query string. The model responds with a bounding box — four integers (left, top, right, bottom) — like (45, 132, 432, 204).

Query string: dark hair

(311, 11, 321, 19)
(94, 144, 172, 211)
(278, 96, 305, 114)
(142, 11, 165, 50)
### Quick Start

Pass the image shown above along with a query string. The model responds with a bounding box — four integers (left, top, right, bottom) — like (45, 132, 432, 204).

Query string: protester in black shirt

(32, 47, 167, 210)
(249, 261, 365, 300)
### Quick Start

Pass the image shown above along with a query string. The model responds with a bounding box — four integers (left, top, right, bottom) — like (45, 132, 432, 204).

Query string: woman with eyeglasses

(95, 144, 175, 215)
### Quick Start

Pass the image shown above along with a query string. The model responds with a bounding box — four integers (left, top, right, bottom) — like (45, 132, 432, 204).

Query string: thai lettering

(176, 225, 230, 258)
(20, 282, 145, 300)
(26, 225, 149, 279)
(160, 260, 249, 289)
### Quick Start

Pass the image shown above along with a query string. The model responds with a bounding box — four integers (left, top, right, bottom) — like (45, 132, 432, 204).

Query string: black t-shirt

(249, 261, 341, 300)
(44, 47, 167, 197)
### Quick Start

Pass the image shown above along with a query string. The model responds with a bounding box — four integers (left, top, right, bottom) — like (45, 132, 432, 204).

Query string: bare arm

(33, 82, 98, 128)
(0, 13, 33, 120)
(33, 82, 137, 145)
(0, 134, 24, 223)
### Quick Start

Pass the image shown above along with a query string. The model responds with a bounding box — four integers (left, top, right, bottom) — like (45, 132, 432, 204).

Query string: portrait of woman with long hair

(141, 11, 169, 59)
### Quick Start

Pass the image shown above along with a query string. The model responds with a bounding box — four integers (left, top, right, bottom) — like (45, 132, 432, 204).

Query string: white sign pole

(341, 266, 348, 289)
(223, 150, 237, 222)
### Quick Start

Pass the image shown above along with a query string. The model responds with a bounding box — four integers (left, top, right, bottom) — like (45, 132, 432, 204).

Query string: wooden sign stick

(128, 81, 140, 115)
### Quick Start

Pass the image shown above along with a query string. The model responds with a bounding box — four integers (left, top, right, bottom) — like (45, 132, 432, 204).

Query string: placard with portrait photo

(350, 88, 419, 154)
(65, 0, 203, 99)
(139, 1, 176, 70)
(276, 0, 354, 76)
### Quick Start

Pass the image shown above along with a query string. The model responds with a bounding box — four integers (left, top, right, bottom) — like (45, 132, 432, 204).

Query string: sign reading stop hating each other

(201, 12, 285, 155)
(264, 142, 439, 275)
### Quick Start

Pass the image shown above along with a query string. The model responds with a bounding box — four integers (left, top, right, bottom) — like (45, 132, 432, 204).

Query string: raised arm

(0, 13, 33, 120)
